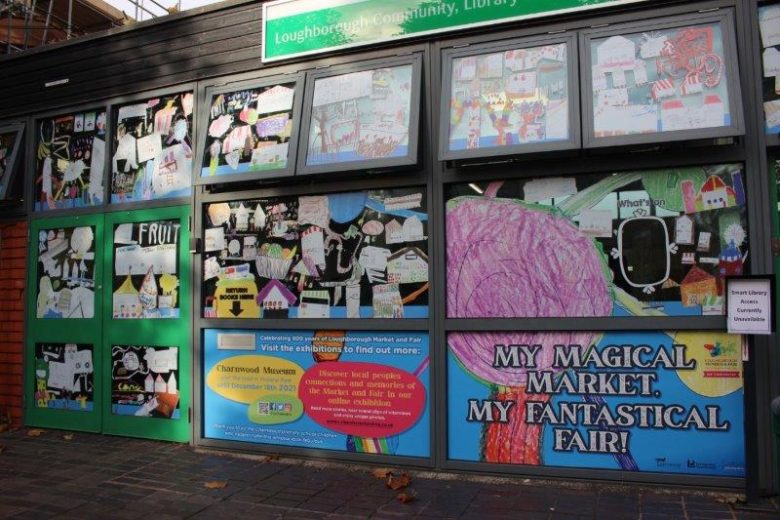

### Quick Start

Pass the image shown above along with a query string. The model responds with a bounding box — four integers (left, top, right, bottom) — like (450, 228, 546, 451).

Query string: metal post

(6, 0, 12, 55)
(66, 0, 72, 39)
(23, 0, 36, 49)
(41, 0, 52, 45)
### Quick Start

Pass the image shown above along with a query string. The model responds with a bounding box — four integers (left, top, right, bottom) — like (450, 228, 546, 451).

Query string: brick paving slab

(1, 428, 779, 519)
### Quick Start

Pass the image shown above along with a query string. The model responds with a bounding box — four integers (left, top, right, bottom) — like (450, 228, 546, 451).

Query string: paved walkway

(0, 428, 778, 519)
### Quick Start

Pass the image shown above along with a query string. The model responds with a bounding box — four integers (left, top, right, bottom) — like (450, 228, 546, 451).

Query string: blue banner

(204, 329, 430, 457)
(448, 330, 744, 476)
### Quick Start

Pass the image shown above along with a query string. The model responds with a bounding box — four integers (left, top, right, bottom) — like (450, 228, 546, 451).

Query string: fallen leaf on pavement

(372, 468, 393, 479)
(26, 429, 44, 437)
(265, 454, 280, 462)
(386, 472, 411, 491)
(204, 481, 228, 489)
(63, 434, 74, 441)
(397, 490, 417, 503)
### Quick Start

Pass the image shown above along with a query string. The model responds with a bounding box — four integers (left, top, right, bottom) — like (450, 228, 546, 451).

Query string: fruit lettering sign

(448, 331, 745, 476)
(113, 219, 181, 320)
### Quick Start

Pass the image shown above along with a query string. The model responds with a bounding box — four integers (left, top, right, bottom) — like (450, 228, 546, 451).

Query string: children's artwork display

(303, 61, 418, 171)
(447, 164, 748, 318)
(588, 20, 735, 139)
(34, 343, 94, 412)
(444, 41, 572, 156)
(201, 80, 298, 178)
(36, 226, 96, 319)
(759, 4, 780, 133)
(112, 92, 193, 202)
(111, 345, 180, 418)
(448, 330, 744, 477)
(113, 219, 181, 319)
(35, 110, 107, 211)
(0, 126, 23, 199)
(204, 329, 430, 457)
(203, 188, 428, 319)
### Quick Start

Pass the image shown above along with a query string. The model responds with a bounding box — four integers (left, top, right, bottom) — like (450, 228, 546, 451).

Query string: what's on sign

(262, 0, 649, 62)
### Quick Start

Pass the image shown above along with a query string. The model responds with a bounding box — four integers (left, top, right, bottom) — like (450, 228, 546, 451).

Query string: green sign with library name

(262, 0, 648, 62)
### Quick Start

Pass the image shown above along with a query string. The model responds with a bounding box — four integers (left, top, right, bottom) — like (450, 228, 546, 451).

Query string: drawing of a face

(72, 350, 93, 375)
(616, 217, 671, 289)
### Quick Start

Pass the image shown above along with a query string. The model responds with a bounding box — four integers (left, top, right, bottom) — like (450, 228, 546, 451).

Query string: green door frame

(101, 205, 192, 442)
(25, 213, 105, 432)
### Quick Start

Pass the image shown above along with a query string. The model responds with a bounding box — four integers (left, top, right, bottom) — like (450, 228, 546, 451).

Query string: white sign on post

(726, 277, 774, 335)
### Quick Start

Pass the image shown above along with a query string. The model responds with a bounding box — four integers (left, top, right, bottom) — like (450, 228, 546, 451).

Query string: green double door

(25, 205, 191, 442)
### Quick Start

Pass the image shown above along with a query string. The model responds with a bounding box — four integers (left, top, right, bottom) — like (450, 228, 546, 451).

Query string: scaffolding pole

(41, 0, 52, 44)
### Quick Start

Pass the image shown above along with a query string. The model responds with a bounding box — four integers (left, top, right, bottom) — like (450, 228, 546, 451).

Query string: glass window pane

(305, 64, 415, 168)
(112, 219, 181, 319)
(447, 43, 570, 153)
(112, 92, 193, 202)
(589, 21, 733, 138)
(759, 4, 780, 133)
(203, 188, 428, 319)
(34, 342, 94, 411)
(446, 330, 744, 477)
(34, 111, 106, 211)
(111, 345, 180, 418)
(201, 82, 297, 178)
(446, 165, 748, 318)
(35, 226, 97, 319)
(0, 127, 23, 200)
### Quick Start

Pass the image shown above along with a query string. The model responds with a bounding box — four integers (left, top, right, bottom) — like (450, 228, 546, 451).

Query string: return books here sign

(262, 0, 650, 62)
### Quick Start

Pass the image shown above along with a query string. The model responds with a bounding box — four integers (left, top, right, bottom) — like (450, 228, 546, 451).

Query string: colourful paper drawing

(112, 92, 193, 202)
(202, 188, 429, 319)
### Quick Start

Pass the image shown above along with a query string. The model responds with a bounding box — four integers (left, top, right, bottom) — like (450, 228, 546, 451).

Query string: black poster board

(34, 342, 94, 412)
(111, 344, 180, 419)
(446, 164, 748, 318)
(198, 74, 304, 184)
(36, 226, 97, 319)
(111, 91, 194, 203)
(203, 187, 429, 319)
(34, 109, 107, 211)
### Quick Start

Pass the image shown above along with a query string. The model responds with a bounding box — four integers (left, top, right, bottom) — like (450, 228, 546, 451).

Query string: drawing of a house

(596, 36, 636, 72)
(680, 266, 718, 307)
(387, 247, 429, 284)
(696, 175, 736, 211)
(113, 275, 142, 318)
(385, 219, 403, 244)
(257, 279, 296, 318)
